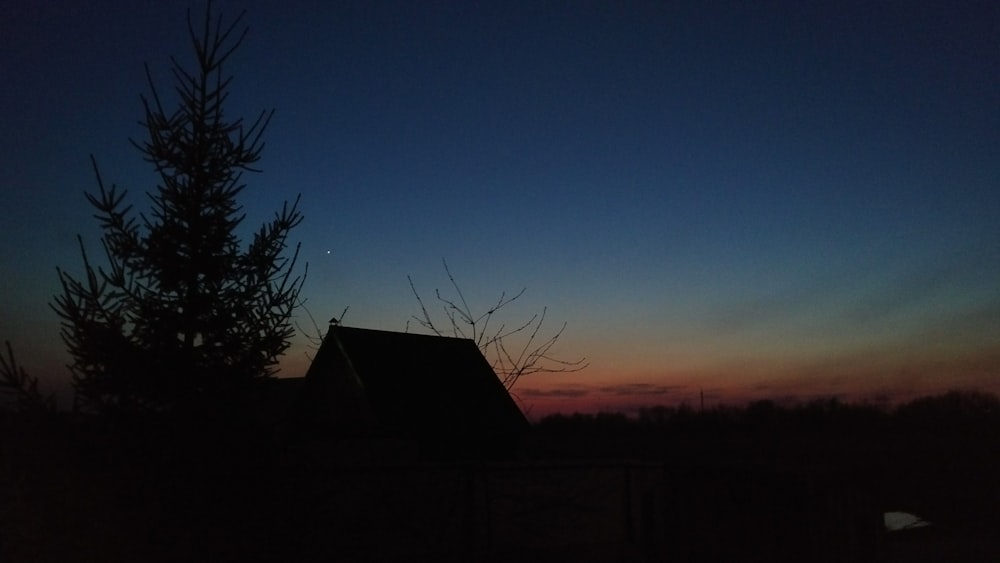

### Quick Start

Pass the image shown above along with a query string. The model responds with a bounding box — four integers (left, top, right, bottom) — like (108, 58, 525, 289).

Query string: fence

(273, 451, 884, 562)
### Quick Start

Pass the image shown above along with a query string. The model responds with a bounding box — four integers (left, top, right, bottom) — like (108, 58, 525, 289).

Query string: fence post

(624, 463, 634, 543)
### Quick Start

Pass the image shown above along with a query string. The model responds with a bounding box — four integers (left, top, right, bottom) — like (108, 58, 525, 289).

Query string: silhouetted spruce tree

(0, 341, 55, 413)
(51, 5, 304, 414)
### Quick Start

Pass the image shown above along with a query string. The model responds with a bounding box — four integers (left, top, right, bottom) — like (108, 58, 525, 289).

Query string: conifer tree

(52, 4, 304, 413)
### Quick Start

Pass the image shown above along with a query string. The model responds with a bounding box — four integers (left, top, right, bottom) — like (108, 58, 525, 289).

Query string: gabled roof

(299, 326, 528, 455)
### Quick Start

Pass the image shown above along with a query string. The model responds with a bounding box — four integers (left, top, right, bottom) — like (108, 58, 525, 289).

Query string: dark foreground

(3, 395, 999, 562)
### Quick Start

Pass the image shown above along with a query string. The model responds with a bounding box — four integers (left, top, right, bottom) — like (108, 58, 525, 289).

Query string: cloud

(701, 269, 847, 337)
(596, 382, 688, 397)
(518, 386, 590, 398)
(838, 252, 978, 327)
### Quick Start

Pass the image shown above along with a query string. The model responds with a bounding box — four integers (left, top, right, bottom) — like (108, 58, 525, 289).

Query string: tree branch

(408, 260, 587, 390)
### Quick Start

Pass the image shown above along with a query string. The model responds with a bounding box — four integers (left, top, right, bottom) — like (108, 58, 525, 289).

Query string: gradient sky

(2, 1, 998, 416)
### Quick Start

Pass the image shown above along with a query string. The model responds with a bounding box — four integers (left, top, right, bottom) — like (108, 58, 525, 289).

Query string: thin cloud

(839, 253, 975, 327)
(518, 386, 590, 398)
(704, 269, 847, 336)
(596, 382, 688, 397)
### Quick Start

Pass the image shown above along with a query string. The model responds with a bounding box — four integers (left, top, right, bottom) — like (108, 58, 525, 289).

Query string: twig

(408, 260, 587, 390)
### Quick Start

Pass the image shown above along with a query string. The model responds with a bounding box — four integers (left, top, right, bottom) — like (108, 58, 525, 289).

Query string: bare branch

(293, 300, 348, 361)
(408, 275, 442, 336)
(408, 260, 586, 390)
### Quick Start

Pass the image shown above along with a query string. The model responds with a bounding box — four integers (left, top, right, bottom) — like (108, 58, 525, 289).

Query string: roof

(298, 326, 529, 455)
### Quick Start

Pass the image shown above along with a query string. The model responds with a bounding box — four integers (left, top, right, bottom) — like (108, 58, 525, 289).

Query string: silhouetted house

(294, 326, 529, 459)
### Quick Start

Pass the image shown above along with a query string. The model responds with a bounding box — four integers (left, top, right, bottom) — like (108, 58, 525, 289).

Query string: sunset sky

(2, 1, 998, 416)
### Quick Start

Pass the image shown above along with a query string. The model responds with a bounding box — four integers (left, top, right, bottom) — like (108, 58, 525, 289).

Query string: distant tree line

(534, 389, 1000, 434)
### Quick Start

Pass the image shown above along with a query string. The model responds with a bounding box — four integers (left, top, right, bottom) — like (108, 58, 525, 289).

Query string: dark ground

(3, 393, 999, 562)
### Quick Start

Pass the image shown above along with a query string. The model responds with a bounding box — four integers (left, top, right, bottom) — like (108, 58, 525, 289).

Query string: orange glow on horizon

(515, 346, 1000, 419)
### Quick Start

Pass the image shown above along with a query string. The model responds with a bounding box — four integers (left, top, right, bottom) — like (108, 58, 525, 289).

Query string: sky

(2, 0, 998, 417)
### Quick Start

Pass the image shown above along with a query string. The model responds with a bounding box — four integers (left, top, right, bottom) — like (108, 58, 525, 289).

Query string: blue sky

(2, 1, 998, 415)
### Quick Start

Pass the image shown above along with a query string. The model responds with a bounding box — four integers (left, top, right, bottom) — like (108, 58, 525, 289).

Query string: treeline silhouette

(526, 390, 1000, 542)
(528, 390, 1000, 487)
(2, 389, 998, 562)
(535, 389, 1000, 441)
